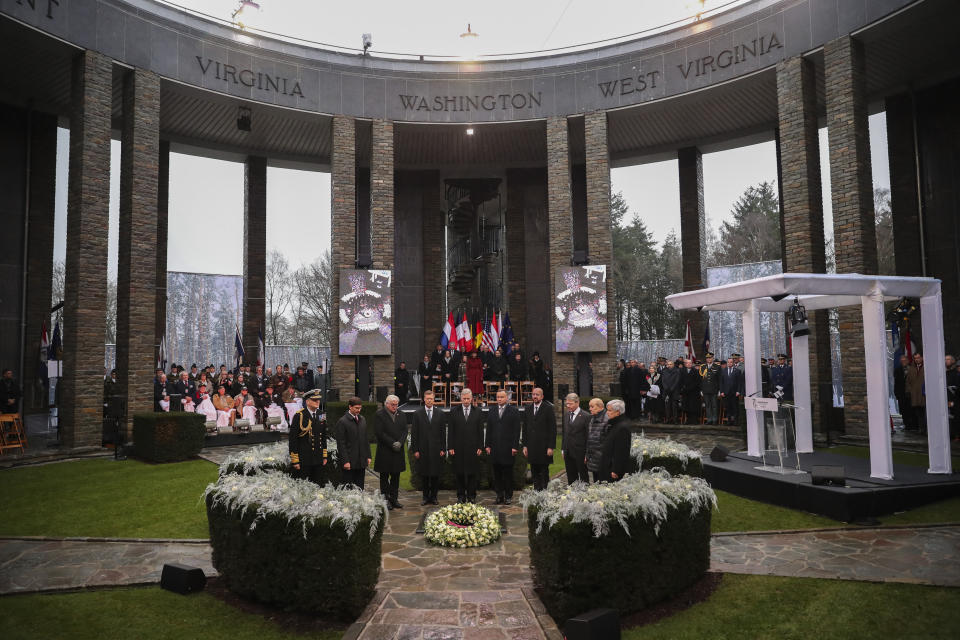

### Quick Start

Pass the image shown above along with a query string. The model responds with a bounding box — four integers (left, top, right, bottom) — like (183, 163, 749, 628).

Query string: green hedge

(527, 502, 711, 623)
(218, 441, 342, 486)
(627, 455, 704, 478)
(132, 412, 206, 462)
(406, 448, 528, 491)
(325, 402, 379, 442)
(206, 495, 383, 620)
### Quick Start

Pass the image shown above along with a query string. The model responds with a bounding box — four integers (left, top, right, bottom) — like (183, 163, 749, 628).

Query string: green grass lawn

(0, 586, 344, 640)
(819, 444, 960, 469)
(622, 573, 960, 640)
(0, 458, 217, 539)
(711, 490, 835, 532)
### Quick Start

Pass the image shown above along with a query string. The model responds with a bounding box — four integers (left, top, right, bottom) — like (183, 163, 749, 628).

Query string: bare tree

(105, 278, 117, 344)
(265, 250, 293, 344)
(874, 186, 895, 275)
(294, 251, 335, 347)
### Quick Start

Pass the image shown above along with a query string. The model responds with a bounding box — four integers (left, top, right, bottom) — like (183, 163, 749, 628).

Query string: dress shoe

(387, 503, 394, 511)
(421, 499, 429, 506)
(392, 501, 403, 509)
(504, 499, 512, 505)
(431, 499, 439, 505)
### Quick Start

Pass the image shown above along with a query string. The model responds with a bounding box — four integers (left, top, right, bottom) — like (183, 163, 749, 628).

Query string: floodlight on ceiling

(231, 0, 261, 30)
(459, 23, 480, 60)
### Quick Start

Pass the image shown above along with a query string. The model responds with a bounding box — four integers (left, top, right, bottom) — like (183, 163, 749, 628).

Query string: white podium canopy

(666, 273, 951, 479)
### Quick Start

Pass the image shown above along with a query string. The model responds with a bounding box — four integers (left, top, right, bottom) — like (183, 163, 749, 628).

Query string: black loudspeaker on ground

(811, 465, 845, 486)
(710, 444, 729, 462)
(160, 563, 206, 594)
(565, 608, 620, 640)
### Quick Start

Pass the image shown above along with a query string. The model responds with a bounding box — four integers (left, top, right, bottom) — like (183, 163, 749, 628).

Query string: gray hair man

(374, 393, 408, 509)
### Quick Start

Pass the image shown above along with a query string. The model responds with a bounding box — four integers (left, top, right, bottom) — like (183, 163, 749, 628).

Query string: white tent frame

(666, 273, 952, 479)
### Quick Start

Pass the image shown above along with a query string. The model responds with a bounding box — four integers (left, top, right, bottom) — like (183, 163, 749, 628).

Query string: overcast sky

(51, 0, 890, 276)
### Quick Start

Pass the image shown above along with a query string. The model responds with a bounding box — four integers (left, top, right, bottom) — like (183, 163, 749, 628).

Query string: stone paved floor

(711, 525, 960, 586)
(0, 538, 215, 594)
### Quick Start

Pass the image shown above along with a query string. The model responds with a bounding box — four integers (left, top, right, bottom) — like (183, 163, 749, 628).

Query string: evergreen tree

(714, 181, 781, 266)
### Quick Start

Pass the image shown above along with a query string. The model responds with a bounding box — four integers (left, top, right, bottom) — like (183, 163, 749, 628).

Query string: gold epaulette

(290, 452, 300, 464)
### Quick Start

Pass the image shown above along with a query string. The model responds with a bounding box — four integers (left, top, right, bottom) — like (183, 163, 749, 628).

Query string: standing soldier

(289, 389, 328, 484)
(699, 352, 722, 425)
(769, 353, 794, 401)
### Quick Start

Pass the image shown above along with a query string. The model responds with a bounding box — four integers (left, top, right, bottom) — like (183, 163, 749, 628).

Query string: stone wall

(331, 115, 357, 399)
(546, 116, 574, 400)
(370, 119, 395, 396)
(678, 146, 706, 354)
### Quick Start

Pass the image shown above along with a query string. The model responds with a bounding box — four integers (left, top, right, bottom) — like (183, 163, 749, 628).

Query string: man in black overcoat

(598, 399, 631, 482)
(288, 389, 328, 484)
(719, 356, 745, 425)
(485, 389, 521, 504)
(561, 392, 590, 484)
(522, 387, 556, 491)
(447, 388, 484, 503)
(395, 362, 411, 404)
(335, 396, 372, 489)
(679, 358, 702, 424)
(374, 395, 408, 509)
(411, 389, 447, 505)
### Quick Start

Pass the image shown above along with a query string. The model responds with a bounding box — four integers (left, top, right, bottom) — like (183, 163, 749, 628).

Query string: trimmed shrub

(521, 471, 715, 622)
(217, 440, 342, 485)
(205, 472, 386, 620)
(132, 412, 206, 462)
(628, 435, 704, 477)
(325, 401, 379, 442)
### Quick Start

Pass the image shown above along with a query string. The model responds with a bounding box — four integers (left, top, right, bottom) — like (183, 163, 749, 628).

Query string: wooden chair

(432, 382, 448, 407)
(504, 381, 519, 405)
(520, 381, 535, 405)
(0, 413, 27, 454)
(484, 381, 500, 405)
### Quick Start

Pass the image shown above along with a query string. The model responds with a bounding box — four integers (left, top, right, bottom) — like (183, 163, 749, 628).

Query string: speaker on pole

(709, 444, 729, 462)
(609, 382, 622, 397)
(557, 383, 569, 402)
(811, 465, 845, 486)
(160, 563, 206, 594)
(565, 608, 620, 640)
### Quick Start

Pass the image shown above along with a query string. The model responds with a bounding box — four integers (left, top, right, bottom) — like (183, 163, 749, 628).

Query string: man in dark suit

(335, 396, 372, 489)
(417, 354, 433, 398)
(411, 389, 447, 505)
(374, 394, 408, 509)
(395, 361, 411, 405)
(288, 389, 328, 484)
(522, 386, 556, 491)
(598, 399, 631, 482)
(719, 356, 745, 425)
(302, 362, 314, 388)
(172, 371, 196, 412)
(561, 392, 590, 484)
(447, 388, 484, 503)
(485, 389, 521, 504)
(679, 358, 702, 425)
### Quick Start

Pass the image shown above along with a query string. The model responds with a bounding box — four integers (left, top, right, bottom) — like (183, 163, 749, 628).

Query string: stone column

(677, 146, 707, 351)
(825, 35, 877, 435)
(116, 69, 161, 438)
(421, 173, 444, 353)
(370, 119, 395, 397)
(546, 116, 574, 401)
(23, 112, 58, 412)
(885, 93, 923, 278)
(505, 169, 530, 349)
(584, 111, 617, 394)
(331, 116, 357, 399)
(62, 50, 113, 449)
(243, 156, 267, 367)
(776, 56, 832, 431)
(155, 140, 170, 370)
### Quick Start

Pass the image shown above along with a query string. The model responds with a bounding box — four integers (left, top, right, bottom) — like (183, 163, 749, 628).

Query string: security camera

(362, 33, 373, 54)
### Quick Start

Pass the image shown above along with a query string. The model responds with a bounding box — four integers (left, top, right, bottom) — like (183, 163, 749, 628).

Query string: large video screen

(555, 265, 608, 353)
(339, 269, 392, 355)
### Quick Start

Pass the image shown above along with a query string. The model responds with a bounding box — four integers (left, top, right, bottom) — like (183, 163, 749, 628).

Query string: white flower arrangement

(423, 503, 502, 548)
(630, 433, 701, 465)
(519, 469, 716, 538)
(205, 470, 386, 540)
(218, 439, 339, 476)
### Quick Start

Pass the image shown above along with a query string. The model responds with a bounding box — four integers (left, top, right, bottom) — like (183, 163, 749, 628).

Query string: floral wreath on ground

(630, 433, 701, 465)
(423, 502, 502, 548)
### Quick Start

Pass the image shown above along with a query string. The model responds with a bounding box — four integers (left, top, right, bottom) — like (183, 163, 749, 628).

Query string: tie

(534, 404, 538, 415)
(465, 408, 470, 420)
(499, 406, 504, 418)
(427, 409, 432, 421)
(569, 412, 575, 423)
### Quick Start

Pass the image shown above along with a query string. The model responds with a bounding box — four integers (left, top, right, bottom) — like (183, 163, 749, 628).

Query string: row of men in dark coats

(289, 387, 635, 507)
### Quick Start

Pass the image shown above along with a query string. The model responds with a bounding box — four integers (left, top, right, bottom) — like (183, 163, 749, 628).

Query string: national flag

(454, 312, 465, 352)
(459, 312, 473, 352)
(702, 318, 711, 355)
(157, 335, 167, 370)
(487, 312, 500, 351)
(684, 320, 695, 361)
(257, 328, 265, 367)
(474, 317, 484, 351)
(40, 321, 49, 365)
(904, 320, 914, 360)
(441, 312, 455, 349)
(234, 325, 245, 366)
(48, 321, 62, 361)
(501, 312, 516, 354)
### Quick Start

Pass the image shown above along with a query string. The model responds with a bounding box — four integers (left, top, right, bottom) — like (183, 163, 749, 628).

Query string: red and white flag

(488, 312, 500, 351)
(684, 319, 696, 361)
(40, 321, 49, 365)
(459, 313, 472, 352)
